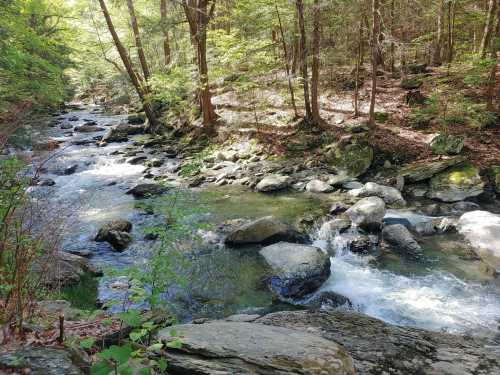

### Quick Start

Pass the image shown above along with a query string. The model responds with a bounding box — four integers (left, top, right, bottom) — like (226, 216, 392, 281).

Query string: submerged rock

(458, 210, 500, 270)
(95, 219, 133, 251)
(428, 163, 484, 202)
(306, 179, 334, 193)
(260, 242, 331, 299)
(157, 321, 355, 375)
(301, 290, 352, 310)
(255, 174, 291, 192)
(349, 182, 406, 205)
(126, 183, 168, 198)
(345, 196, 386, 230)
(225, 216, 303, 245)
(257, 310, 500, 375)
(0, 348, 83, 375)
(382, 224, 423, 259)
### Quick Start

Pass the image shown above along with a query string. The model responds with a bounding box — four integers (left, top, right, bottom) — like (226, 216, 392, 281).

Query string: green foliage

(463, 58, 495, 87)
(179, 144, 219, 177)
(430, 133, 465, 156)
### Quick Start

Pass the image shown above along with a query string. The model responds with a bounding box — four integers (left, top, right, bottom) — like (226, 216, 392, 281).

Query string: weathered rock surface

(95, 219, 133, 251)
(126, 183, 168, 198)
(382, 224, 423, 259)
(0, 348, 83, 375)
(398, 156, 466, 182)
(260, 242, 331, 299)
(319, 218, 352, 239)
(458, 210, 500, 270)
(74, 124, 104, 133)
(255, 174, 290, 192)
(491, 165, 500, 193)
(349, 182, 406, 205)
(225, 216, 303, 245)
(306, 179, 334, 193)
(428, 163, 484, 202)
(300, 290, 352, 310)
(345, 196, 386, 230)
(257, 310, 500, 375)
(325, 137, 373, 177)
(157, 321, 355, 375)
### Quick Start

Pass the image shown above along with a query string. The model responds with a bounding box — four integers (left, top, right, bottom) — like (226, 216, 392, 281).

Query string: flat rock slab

(0, 348, 83, 375)
(158, 321, 355, 375)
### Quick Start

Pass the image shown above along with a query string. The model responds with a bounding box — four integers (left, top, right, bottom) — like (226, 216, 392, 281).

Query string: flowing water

(26, 105, 500, 339)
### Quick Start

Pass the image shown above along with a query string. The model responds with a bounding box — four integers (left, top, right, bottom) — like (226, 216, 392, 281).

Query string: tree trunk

(311, 0, 322, 125)
(97, 0, 157, 130)
(126, 0, 151, 82)
(446, 0, 456, 63)
(389, 0, 395, 73)
(354, 21, 362, 117)
(369, 0, 380, 127)
(432, 0, 445, 65)
(295, 0, 312, 122)
(480, 0, 498, 58)
(160, 0, 171, 66)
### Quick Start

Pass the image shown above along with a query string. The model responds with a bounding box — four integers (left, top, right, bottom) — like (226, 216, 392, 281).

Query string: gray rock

(255, 174, 291, 192)
(341, 233, 376, 255)
(157, 321, 355, 375)
(37, 178, 56, 186)
(257, 310, 499, 375)
(325, 137, 373, 177)
(126, 183, 168, 198)
(319, 219, 352, 239)
(225, 216, 303, 245)
(62, 164, 78, 175)
(345, 197, 386, 230)
(126, 155, 147, 164)
(349, 182, 406, 205)
(306, 179, 334, 193)
(260, 242, 331, 299)
(328, 174, 353, 186)
(342, 180, 364, 190)
(330, 202, 350, 214)
(95, 219, 133, 251)
(398, 156, 466, 182)
(457, 210, 500, 270)
(428, 163, 484, 202)
(0, 348, 83, 375)
(382, 224, 423, 259)
(301, 290, 352, 310)
(74, 124, 104, 133)
(104, 231, 133, 251)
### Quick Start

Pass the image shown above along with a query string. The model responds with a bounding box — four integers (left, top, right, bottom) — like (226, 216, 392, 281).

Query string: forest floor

(209, 64, 500, 169)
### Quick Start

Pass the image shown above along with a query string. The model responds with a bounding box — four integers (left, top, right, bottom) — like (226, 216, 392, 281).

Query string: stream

(25, 105, 500, 340)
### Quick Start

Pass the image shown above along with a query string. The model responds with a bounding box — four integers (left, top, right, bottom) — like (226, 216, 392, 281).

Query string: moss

(374, 112, 389, 123)
(435, 163, 481, 187)
(326, 138, 373, 177)
(430, 133, 464, 155)
(491, 165, 500, 193)
(59, 272, 98, 311)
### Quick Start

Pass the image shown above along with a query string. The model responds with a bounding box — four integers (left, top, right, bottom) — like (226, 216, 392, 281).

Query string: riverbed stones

(157, 321, 355, 375)
(457, 210, 500, 270)
(0, 348, 83, 375)
(255, 174, 290, 192)
(345, 197, 386, 230)
(74, 124, 104, 133)
(330, 202, 350, 214)
(349, 182, 406, 205)
(427, 163, 484, 202)
(382, 224, 423, 259)
(225, 216, 302, 245)
(325, 137, 373, 177)
(126, 183, 168, 198)
(319, 219, 352, 239)
(95, 219, 132, 241)
(398, 156, 466, 183)
(306, 179, 334, 193)
(63, 164, 78, 175)
(301, 290, 352, 310)
(256, 310, 500, 375)
(260, 242, 331, 299)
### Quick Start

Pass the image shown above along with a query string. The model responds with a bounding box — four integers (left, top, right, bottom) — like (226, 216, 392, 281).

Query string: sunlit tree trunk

(311, 0, 322, 125)
(354, 21, 362, 117)
(295, 0, 312, 122)
(369, 0, 380, 127)
(97, 0, 158, 130)
(160, 0, 171, 66)
(126, 0, 151, 82)
(480, 0, 498, 58)
(389, 0, 395, 73)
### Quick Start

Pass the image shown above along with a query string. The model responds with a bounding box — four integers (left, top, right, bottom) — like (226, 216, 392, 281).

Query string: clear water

(29, 106, 500, 337)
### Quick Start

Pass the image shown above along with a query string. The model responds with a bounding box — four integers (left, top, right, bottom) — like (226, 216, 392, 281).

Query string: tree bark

(126, 0, 151, 82)
(97, 0, 157, 130)
(311, 0, 322, 125)
(160, 0, 171, 66)
(432, 0, 445, 65)
(354, 21, 362, 117)
(389, 0, 395, 73)
(369, 0, 380, 127)
(295, 0, 312, 122)
(480, 0, 498, 58)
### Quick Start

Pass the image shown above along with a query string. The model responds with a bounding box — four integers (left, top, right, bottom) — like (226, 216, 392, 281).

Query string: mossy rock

(406, 63, 427, 74)
(430, 133, 464, 155)
(374, 112, 389, 123)
(491, 165, 500, 193)
(325, 137, 373, 177)
(427, 163, 484, 202)
(401, 78, 423, 90)
(127, 113, 146, 124)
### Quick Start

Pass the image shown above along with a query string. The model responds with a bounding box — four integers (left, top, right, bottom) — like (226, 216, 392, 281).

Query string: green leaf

(91, 361, 113, 375)
(157, 359, 168, 371)
(166, 339, 182, 349)
(119, 310, 142, 328)
(80, 337, 96, 349)
(129, 329, 147, 342)
(100, 345, 133, 364)
(138, 368, 151, 375)
(147, 342, 164, 352)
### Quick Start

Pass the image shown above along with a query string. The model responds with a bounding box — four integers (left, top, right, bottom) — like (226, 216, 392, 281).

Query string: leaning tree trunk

(97, 0, 157, 130)
(369, 0, 380, 127)
(311, 0, 322, 125)
(160, 0, 171, 66)
(480, 0, 498, 58)
(296, 0, 312, 122)
(126, 0, 151, 82)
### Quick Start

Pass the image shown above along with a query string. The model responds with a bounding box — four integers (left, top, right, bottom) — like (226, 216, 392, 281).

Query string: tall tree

(432, 0, 445, 65)
(160, 0, 171, 66)
(182, 0, 218, 133)
(126, 0, 151, 82)
(480, 0, 498, 58)
(97, 0, 158, 129)
(369, 0, 380, 127)
(295, 0, 312, 122)
(310, 0, 322, 125)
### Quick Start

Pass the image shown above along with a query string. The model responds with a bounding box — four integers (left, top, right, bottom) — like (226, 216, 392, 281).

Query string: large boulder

(457, 210, 500, 270)
(382, 224, 423, 259)
(225, 216, 302, 245)
(95, 219, 133, 251)
(260, 242, 331, 299)
(126, 183, 168, 198)
(0, 348, 83, 375)
(345, 197, 386, 230)
(255, 174, 291, 192)
(101, 124, 145, 143)
(325, 137, 373, 177)
(427, 163, 484, 202)
(398, 156, 466, 183)
(306, 179, 334, 193)
(349, 182, 406, 205)
(319, 218, 352, 239)
(157, 321, 355, 375)
(257, 310, 500, 375)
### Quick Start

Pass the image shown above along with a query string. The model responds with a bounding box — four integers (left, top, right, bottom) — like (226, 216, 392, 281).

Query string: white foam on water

(314, 234, 500, 335)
